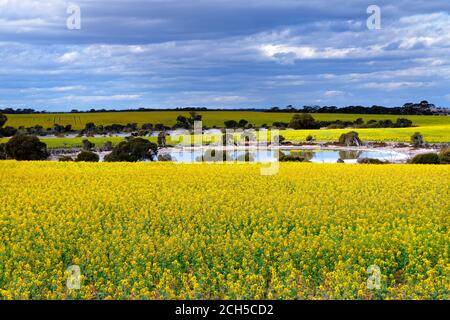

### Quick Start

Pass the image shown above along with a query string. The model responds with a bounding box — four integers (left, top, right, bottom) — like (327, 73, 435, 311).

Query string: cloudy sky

(0, 0, 449, 110)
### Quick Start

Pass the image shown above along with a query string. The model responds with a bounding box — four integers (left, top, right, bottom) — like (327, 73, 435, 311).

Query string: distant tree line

(267, 101, 448, 115)
(1, 100, 449, 115)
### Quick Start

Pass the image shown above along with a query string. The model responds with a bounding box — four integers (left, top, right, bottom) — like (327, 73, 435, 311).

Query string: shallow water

(158, 149, 409, 163)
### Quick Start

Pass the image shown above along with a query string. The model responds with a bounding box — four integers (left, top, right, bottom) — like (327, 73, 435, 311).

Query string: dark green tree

(105, 137, 157, 162)
(82, 139, 95, 151)
(0, 113, 7, 128)
(288, 114, 317, 129)
(5, 135, 49, 160)
(76, 151, 99, 162)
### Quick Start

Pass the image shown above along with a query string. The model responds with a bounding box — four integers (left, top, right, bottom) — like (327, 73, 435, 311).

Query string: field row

(5, 112, 450, 129)
(0, 162, 449, 299)
(2, 125, 449, 149)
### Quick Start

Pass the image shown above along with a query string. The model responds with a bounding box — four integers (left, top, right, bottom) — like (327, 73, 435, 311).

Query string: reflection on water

(159, 149, 408, 163)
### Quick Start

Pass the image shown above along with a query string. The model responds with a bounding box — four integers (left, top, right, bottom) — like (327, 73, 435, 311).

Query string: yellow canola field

(0, 161, 448, 300)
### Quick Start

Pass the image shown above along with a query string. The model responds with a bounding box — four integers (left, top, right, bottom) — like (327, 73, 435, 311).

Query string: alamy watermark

(367, 5, 381, 30)
(66, 3, 81, 30)
(366, 265, 381, 290)
(66, 265, 81, 290)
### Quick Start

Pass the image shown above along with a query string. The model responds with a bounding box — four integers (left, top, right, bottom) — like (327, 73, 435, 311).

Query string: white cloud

(362, 82, 431, 91)
(212, 95, 249, 102)
(57, 51, 79, 63)
(324, 90, 345, 97)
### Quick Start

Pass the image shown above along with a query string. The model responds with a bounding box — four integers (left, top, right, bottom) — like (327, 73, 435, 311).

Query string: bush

(306, 135, 315, 142)
(59, 156, 74, 162)
(279, 151, 312, 162)
(410, 153, 440, 164)
(0, 113, 6, 128)
(224, 120, 238, 129)
(0, 143, 6, 159)
(101, 141, 113, 152)
(157, 154, 173, 162)
(5, 135, 49, 160)
(357, 158, 386, 164)
(338, 131, 362, 146)
(105, 137, 157, 162)
(76, 151, 99, 162)
(438, 148, 450, 164)
(288, 114, 318, 129)
(82, 139, 95, 151)
(411, 132, 424, 148)
(238, 119, 249, 128)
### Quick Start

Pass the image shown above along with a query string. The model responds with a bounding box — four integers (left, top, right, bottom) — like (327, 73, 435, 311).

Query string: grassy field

(0, 161, 448, 299)
(5, 111, 450, 129)
(2, 112, 449, 146)
(2, 125, 449, 149)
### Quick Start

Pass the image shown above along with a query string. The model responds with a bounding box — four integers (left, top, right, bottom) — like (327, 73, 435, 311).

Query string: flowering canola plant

(0, 161, 448, 300)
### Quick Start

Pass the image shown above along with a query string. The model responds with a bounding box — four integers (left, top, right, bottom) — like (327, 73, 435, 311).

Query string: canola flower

(0, 161, 448, 300)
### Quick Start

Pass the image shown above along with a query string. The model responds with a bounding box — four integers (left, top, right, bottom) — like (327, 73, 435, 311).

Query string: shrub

(338, 131, 362, 146)
(59, 156, 74, 162)
(272, 122, 288, 128)
(0, 126, 17, 137)
(396, 118, 413, 128)
(157, 132, 167, 147)
(105, 137, 157, 162)
(238, 119, 249, 128)
(438, 148, 450, 164)
(76, 151, 99, 162)
(279, 151, 312, 162)
(410, 153, 440, 164)
(82, 139, 95, 151)
(357, 158, 386, 164)
(306, 135, 315, 142)
(0, 143, 6, 160)
(0, 113, 7, 128)
(101, 141, 113, 152)
(411, 132, 424, 148)
(5, 135, 49, 160)
(157, 154, 173, 162)
(224, 120, 238, 129)
(288, 113, 318, 129)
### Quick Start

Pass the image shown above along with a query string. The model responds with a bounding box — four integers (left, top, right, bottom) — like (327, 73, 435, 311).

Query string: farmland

(2, 112, 450, 147)
(5, 111, 450, 130)
(0, 161, 448, 300)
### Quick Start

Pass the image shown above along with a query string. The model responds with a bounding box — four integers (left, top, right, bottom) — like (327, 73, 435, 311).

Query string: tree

(238, 119, 249, 128)
(157, 132, 167, 147)
(288, 113, 317, 129)
(175, 115, 190, 129)
(338, 131, 362, 146)
(188, 111, 202, 124)
(101, 141, 113, 152)
(59, 156, 74, 162)
(0, 143, 6, 159)
(5, 135, 49, 160)
(410, 153, 440, 164)
(84, 122, 96, 134)
(224, 120, 238, 128)
(395, 118, 413, 128)
(82, 139, 95, 151)
(0, 113, 7, 128)
(105, 137, 157, 162)
(142, 123, 153, 130)
(354, 118, 364, 126)
(76, 151, 99, 162)
(439, 148, 450, 164)
(411, 132, 424, 148)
